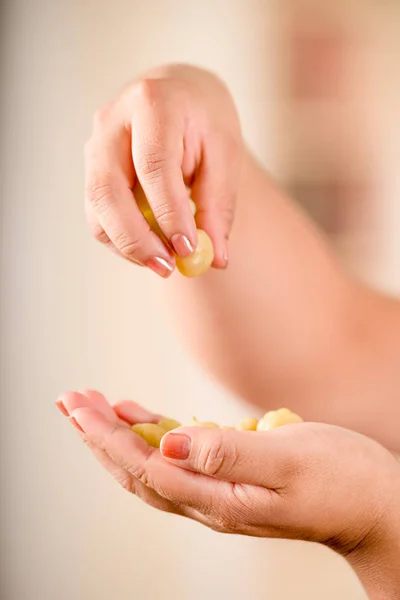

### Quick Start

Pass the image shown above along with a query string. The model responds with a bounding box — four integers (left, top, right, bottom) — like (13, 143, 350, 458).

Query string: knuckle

(131, 78, 160, 104)
(135, 469, 150, 488)
(197, 435, 238, 478)
(209, 521, 226, 534)
(213, 507, 238, 534)
(218, 204, 235, 230)
(90, 223, 109, 244)
(151, 201, 178, 226)
(118, 472, 135, 494)
(103, 423, 121, 450)
(113, 231, 141, 258)
(137, 152, 167, 179)
(92, 102, 115, 129)
(128, 449, 153, 487)
(85, 177, 115, 212)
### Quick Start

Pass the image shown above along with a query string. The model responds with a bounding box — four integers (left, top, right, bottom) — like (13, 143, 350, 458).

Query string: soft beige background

(2, 1, 398, 599)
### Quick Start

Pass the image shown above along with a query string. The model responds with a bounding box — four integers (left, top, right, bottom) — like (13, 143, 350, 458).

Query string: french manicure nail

(68, 416, 85, 433)
(56, 400, 69, 417)
(161, 433, 191, 460)
(171, 234, 194, 258)
(145, 257, 174, 278)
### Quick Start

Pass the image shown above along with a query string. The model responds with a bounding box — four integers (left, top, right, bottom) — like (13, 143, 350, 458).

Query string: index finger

(85, 101, 175, 276)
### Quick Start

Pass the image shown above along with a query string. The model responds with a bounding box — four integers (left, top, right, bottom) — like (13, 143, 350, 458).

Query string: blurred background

(1, 1, 399, 599)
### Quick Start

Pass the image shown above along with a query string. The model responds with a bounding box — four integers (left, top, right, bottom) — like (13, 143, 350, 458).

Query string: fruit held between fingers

(175, 229, 214, 278)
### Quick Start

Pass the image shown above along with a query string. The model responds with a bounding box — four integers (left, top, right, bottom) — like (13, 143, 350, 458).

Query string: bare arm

(84, 64, 399, 451)
(166, 150, 400, 451)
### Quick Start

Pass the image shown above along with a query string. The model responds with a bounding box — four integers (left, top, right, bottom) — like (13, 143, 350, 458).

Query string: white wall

(0, 1, 383, 598)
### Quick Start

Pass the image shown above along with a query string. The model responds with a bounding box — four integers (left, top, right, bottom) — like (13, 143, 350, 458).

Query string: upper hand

(84, 64, 243, 277)
(56, 390, 400, 565)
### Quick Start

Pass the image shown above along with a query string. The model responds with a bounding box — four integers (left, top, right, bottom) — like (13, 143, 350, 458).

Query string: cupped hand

(56, 391, 400, 562)
(84, 64, 243, 277)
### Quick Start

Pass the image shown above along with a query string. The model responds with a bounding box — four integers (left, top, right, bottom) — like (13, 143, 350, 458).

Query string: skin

(84, 65, 241, 274)
(80, 64, 400, 595)
(166, 152, 400, 452)
(56, 391, 400, 599)
(84, 64, 400, 452)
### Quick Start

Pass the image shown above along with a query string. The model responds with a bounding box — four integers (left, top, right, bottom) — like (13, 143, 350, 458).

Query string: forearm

(166, 149, 400, 450)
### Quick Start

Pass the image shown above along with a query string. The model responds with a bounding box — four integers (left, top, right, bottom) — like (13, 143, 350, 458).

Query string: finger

(70, 406, 222, 512)
(113, 400, 162, 425)
(85, 436, 186, 516)
(86, 429, 209, 525)
(191, 136, 241, 268)
(160, 426, 304, 488)
(85, 102, 175, 277)
(57, 390, 129, 428)
(85, 197, 143, 266)
(130, 80, 197, 258)
(83, 434, 212, 525)
(56, 392, 131, 485)
(85, 196, 113, 247)
(80, 389, 122, 423)
(57, 396, 183, 514)
(57, 396, 210, 523)
(65, 411, 186, 517)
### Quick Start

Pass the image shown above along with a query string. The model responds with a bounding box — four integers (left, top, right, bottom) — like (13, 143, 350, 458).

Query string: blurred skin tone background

(0, 1, 399, 599)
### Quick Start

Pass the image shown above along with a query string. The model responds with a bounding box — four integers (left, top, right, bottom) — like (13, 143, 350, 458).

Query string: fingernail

(161, 433, 191, 460)
(68, 416, 85, 433)
(56, 400, 69, 417)
(145, 257, 174, 278)
(171, 234, 194, 258)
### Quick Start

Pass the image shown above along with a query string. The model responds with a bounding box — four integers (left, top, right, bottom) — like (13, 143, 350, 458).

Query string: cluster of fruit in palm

(131, 408, 303, 448)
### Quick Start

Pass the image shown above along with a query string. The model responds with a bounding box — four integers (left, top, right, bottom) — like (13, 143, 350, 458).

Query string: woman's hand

(84, 64, 243, 277)
(56, 391, 400, 596)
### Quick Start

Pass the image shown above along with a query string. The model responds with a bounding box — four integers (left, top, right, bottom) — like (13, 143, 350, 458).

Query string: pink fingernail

(161, 433, 191, 460)
(68, 416, 85, 433)
(56, 400, 69, 417)
(171, 234, 194, 258)
(145, 257, 174, 278)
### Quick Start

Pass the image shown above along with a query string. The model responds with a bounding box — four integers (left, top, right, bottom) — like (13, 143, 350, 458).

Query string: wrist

(346, 498, 400, 598)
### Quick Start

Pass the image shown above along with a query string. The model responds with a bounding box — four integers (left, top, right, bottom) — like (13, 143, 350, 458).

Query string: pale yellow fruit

(142, 207, 156, 229)
(190, 416, 219, 428)
(136, 182, 165, 240)
(236, 417, 258, 431)
(220, 426, 235, 430)
(157, 418, 182, 432)
(257, 408, 303, 431)
(176, 230, 214, 278)
(141, 206, 165, 238)
(131, 423, 166, 448)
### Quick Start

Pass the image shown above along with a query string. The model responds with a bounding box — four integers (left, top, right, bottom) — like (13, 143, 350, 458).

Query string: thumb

(160, 426, 301, 488)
